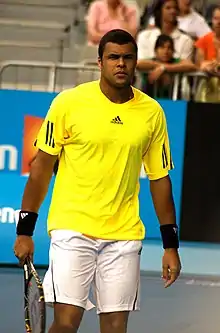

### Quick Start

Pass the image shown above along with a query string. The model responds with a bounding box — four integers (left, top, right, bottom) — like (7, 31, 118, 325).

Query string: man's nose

(118, 57, 125, 67)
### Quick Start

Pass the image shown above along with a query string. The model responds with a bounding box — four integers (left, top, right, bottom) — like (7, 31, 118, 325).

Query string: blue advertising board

(139, 99, 187, 239)
(0, 90, 187, 265)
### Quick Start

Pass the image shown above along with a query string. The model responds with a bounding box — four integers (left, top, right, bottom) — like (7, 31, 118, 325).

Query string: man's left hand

(162, 248, 181, 288)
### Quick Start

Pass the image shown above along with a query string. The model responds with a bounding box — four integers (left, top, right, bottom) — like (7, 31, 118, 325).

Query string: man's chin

(113, 78, 130, 88)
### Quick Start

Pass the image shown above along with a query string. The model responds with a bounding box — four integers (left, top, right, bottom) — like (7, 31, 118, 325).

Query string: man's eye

(109, 55, 119, 59)
(124, 55, 133, 59)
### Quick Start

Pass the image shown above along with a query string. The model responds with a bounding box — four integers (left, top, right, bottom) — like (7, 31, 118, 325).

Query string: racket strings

(27, 277, 42, 332)
(24, 260, 46, 333)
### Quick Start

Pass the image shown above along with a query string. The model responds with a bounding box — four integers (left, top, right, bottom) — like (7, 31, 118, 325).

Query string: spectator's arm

(137, 59, 161, 70)
(116, 5, 138, 38)
(200, 59, 218, 73)
(195, 47, 205, 66)
(164, 60, 198, 72)
(87, 2, 103, 44)
(125, 7, 138, 38)
(181, 37, 194, 60)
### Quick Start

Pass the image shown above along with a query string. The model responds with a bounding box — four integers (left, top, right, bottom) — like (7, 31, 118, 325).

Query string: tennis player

(14, 29, 181, 333)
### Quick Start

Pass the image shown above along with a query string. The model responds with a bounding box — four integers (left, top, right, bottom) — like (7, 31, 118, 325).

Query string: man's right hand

(14, 235, 34, 265)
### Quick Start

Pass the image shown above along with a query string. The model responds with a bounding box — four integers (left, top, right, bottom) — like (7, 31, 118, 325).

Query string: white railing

(0, 60, 100, 92)
(0, 60, 218, 102)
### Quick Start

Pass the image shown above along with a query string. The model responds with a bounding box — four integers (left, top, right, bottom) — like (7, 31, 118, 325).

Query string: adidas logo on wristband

(20, 212, 28, 219)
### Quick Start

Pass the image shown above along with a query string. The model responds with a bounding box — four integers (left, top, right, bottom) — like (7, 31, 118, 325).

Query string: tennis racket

(23, 258, 46, 333)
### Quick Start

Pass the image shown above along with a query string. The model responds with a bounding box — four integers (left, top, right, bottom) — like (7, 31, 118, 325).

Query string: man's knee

(49, 303, 84, 333)
(49, 322, 78, 333)
(99, 311, 129, 333)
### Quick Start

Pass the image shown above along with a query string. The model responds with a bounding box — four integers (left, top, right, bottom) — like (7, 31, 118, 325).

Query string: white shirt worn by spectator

(148, 9, 211, 39)
(137, 27, 193, 60)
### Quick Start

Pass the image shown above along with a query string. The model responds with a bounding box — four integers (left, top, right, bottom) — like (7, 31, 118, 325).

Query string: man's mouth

(115, 72, 127, 77)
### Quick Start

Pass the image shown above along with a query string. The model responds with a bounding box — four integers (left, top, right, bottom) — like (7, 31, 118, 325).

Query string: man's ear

(98, 57, 102, 69)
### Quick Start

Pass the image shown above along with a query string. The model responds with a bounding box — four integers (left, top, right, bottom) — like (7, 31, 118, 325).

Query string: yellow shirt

(36, 81, 173, 240)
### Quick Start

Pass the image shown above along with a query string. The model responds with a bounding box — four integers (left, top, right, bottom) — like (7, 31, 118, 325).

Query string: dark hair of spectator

(213, 5, 220, 14)
(154, 34, 174, 51)
(153, 0, 179, 29)
(98, 29, 138, 59)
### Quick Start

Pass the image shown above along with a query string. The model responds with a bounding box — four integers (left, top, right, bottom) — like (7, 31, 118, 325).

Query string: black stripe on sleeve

(162, 149, 166, 168)
(49, 122, 54, 147)
(45, 121, 50, 145)
(163, 144, 168, 168)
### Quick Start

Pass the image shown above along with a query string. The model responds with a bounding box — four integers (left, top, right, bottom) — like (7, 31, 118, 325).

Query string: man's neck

(161, 22, 176, 35)
(99, 79, 133, 104)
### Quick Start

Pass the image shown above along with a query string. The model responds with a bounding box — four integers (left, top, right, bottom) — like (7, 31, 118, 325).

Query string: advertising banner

(180, 102, 220, 243)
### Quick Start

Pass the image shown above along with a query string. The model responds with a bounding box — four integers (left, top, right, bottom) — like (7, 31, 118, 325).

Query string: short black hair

(98, 29, 137, 59)
(153, 0, 178, 29)
(154, 34, 174, 51)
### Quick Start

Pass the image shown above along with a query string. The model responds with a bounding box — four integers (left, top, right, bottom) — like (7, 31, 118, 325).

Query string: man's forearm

(21, 156, 54, 212)
(150, 175, 176, 226)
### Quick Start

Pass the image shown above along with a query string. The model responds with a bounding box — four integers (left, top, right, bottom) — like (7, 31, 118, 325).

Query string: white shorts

(43, 230, 142, 314)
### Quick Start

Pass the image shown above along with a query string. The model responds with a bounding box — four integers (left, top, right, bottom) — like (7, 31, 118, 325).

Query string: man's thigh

(94, 240, 142, 314)
(43, 230, 96, 310)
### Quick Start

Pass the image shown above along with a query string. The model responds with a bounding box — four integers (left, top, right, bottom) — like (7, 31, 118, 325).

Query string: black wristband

(16, 211, 38, 236)
(160, 224, 179, 249)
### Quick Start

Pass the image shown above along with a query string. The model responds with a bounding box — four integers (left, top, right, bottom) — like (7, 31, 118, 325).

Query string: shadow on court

(1, 267, 220, 333)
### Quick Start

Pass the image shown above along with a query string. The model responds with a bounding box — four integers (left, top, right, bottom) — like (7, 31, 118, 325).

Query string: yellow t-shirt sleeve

(143, 106, 174, 180)
(35, 92, 67, 156)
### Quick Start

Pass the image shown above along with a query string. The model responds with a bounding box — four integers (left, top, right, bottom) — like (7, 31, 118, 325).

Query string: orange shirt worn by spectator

(195, 6, 220, 71)
(194, 6, 220, 103)
(195, 32, 217, 61)
(87, 0, 138, 45)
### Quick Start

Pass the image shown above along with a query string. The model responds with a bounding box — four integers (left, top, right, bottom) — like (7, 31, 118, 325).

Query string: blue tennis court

(1, 267, 220, 333)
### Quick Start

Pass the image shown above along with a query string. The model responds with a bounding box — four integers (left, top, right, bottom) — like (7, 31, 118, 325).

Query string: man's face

(212, 8, 220, 34)
(98, 42, 137, 89)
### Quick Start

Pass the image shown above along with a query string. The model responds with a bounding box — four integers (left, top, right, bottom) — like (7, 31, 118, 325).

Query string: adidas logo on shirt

(111, 116, 123, 125)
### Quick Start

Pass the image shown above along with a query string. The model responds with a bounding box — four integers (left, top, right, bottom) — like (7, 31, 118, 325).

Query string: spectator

(87, 0, 138, 45)
(195, 5, 220, 72)
(194, 6, 220, 102)
(137, 0, 194, 61)
(137, 34, 197, 97)
(146, 0, 211, 39)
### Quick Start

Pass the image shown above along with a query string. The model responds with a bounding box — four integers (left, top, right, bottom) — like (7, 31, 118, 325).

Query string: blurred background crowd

(0, 0, 219, 102)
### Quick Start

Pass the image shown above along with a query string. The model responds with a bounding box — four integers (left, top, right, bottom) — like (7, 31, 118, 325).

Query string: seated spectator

(146, 0, 211, 39)
(195, 5, 220, 73)
(137, 0, 194, 61)
(87, 0, 138, 45)
(137, 34, 197, 98)
(194, 6, 220, 103)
